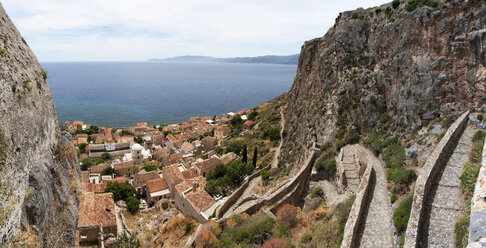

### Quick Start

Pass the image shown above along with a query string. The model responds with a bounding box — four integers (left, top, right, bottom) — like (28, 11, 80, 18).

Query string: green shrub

(387, 167, 416, 185)
(268, 127, 281, 141)
(104, 182, 136, 201)
(314, 150, 337, 177)
(143, 163, 157, 172)
(126, 196, 140, 214)
(393, 194, 413, 234)
(41, 69, 48, 80)
(261, 170, 270, 181)
(392, 0, 400, 9)
(273, 224, 290, 238)
(101, 152, 112, 161)
(473, 130, 485, 143)
(232, 214, 243, 226)
(0, 48, 7, 56)
(110, 233, 141, 248)
(312, 187, 324, 198)
(184, 222, 194, 235)
(478, 114, 484, 122)
(102, 166, 118, 176)
(300, 233, 312, 244)
(225, 140, 245, 155)
(217, 214, 276, 245)
(391, 193, 398, 204)
(406, 0, 438, 12)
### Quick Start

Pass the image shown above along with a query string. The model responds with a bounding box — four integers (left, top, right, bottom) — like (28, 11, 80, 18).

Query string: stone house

(182, 167, 198, 180)
(242, 120, 255, 131)
(154, 147, 171, 165)
(202, 136, 218, 150)
(162, 165, 185, 197)
(113, 162, 134, 178)
(132, 171, 160, 195)
(76, 134, 88, 145)
(194, 157, 224, 177)
(145, 177, 170, 202)
(77, 192, 117, 244)
(220, 152, 237, 164)
(169, 152, 183, 165)
(214, 126, 229, 140)
(173, 177, 215, 223)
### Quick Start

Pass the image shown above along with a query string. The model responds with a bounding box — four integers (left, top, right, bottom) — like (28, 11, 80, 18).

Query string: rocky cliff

(281, 0, 486, 168)
(0, 3, 79, 247)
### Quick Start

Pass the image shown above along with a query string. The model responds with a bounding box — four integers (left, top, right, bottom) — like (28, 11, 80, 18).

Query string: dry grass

(0, 225, 41, 248)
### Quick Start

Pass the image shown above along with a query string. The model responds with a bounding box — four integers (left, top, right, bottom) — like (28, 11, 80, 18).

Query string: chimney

(192, 181, 199, 192)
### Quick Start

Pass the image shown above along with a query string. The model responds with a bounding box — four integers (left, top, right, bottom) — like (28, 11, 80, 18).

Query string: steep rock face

(0, 3, 79, 246)
(281, 0, 486, 167)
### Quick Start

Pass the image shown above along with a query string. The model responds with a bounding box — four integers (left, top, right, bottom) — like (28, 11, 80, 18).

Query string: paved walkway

(418, 125, 476, 248)
(271, 106, 286, 169)
(354, 145, 395, 248)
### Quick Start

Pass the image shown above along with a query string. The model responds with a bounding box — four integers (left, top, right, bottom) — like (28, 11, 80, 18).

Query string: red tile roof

(146, 178, 168, 193)
(163, 165, 184, 184)
(175, 177, 214, 212)
(89, 164, 110, 174)
(182, 168, 198, 180)
(114, 162, 134, 170)
(78, 192, 116, 228)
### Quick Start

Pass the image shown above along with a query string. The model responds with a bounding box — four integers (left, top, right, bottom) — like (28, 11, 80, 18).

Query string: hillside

(0, 3, 79, 247)
(280, 0, 486, 169)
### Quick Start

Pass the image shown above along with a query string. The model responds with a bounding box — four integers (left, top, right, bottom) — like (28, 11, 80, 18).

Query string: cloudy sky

(2, 0, 388, 62)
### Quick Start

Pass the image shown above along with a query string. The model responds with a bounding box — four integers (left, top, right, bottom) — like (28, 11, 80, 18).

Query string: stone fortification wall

(404, 111, 470, 247)
(216, 164, 271, 219)
(340, 148, 373, 248)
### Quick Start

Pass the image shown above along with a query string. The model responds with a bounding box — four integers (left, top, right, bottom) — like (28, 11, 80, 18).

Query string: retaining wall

(469, 135, 486, 244)
(340, 147, 374, 248)
(404, 111, 470, 247)
(216, 163, 271, 219)
(237, 144, 321, 216)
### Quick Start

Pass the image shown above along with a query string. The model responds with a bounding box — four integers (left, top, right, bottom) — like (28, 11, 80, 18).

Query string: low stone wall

(216, 163, 271, 219)
(340, 148, 374, 248)
(243, 144, 321, 215)
(404, 111, 470, 247)
(469, 135, 486, 245)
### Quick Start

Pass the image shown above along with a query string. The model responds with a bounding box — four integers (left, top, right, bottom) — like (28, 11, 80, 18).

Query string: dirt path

(271, 106, 286, 169)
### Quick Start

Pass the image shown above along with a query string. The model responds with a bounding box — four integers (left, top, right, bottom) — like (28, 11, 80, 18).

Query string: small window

(106, 208, 111, 212)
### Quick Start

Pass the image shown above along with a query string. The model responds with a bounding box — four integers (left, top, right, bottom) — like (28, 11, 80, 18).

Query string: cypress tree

(242, 145, 248, 163)
(252, 147, 258, 166)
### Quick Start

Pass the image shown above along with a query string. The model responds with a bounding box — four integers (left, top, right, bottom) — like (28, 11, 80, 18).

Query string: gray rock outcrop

(0, 3, 79, 247)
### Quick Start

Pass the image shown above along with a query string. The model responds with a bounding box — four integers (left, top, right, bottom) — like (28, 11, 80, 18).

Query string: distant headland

(148, 54, 299, 65)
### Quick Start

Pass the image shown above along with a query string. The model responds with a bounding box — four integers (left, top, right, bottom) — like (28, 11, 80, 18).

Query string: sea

(42, 62, 297, 127)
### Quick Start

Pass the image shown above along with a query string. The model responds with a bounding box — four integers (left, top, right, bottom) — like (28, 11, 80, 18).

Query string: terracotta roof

(169, 153, 183, 164)
(182, 167, 198, 179)
(84, 182, 107, 193)
(114, 162, 134, 170)
(73, 121, 84, 126)
(133, 171, 160, 188)
(175, 177, 214, 212)
(78, 192, 116, 228)
(203, 136, 216, 143)
(194, 157, 223, 173)
(76, 134, 88, 139)
(167, 134, 177, 142)
(162, 165, 184, 184)
(146, 178, 168, 193)
(89, 164, 110, 174)
(243, 120, 255, 127)
(181, 142, 195, 153)
(104, 177, 128, 184)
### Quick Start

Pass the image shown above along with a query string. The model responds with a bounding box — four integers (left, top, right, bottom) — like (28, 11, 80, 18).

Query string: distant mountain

(148, 54, 299, 65)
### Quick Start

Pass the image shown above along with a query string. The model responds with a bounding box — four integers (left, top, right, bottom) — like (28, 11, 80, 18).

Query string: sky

(1, 0, 388, 62)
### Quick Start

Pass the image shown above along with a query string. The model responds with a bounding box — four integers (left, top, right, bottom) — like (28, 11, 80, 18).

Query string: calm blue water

(42, 62, 296, 127)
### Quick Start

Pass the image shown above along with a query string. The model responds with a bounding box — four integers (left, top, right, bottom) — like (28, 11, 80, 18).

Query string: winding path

(418, 125, 477, 247)
(354, 145, 395, 248)
(271, 105, 286, 169)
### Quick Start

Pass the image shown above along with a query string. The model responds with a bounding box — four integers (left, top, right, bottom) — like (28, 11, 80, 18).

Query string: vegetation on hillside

(456, 130, 485, 248)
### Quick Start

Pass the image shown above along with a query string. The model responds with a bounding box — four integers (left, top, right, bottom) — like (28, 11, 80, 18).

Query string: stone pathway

(354, 145, 395, 248)
(418, 125, 476, 248)
(272, 106, 286, 169)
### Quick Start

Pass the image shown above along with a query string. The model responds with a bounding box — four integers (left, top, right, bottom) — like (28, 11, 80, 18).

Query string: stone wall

(404, 111, 470, 247)
(340, 155, 373, 248)
(241, 144, 321, 215)
(216, 164, 271, 219)
(469, 135, 486, 244)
